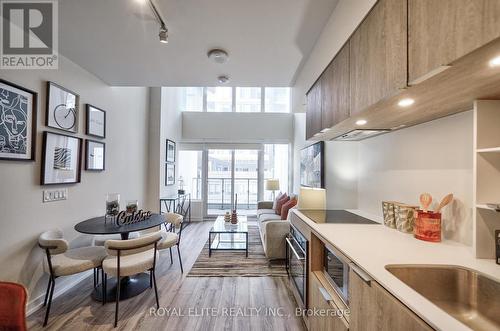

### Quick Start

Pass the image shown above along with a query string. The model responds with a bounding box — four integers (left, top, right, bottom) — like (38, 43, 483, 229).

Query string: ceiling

(59, 0, 338, 87)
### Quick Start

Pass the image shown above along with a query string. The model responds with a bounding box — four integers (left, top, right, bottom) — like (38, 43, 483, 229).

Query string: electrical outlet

(43, 189, 68, 203)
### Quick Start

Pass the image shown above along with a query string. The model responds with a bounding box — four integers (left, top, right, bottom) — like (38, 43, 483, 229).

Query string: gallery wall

(0, 56, 150, 311)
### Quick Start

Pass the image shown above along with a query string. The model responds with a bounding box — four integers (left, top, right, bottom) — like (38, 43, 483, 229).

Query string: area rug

(187, 225, 287, 277)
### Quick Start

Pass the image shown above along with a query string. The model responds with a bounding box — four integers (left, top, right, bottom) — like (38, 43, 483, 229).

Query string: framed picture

(41, 131, 82, 185)
(46, 82, 79, 133)
(166, 163, 175, 186)
(85, 140, 105, 171)
(300, 141, 324, 188)
(0, 79, 37, 161)
(86, 104, 106, 138)
(166, 139, 175, 163)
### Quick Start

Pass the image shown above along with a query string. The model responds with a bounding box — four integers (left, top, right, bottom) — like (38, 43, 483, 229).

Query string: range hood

(332, 129, 390, 141)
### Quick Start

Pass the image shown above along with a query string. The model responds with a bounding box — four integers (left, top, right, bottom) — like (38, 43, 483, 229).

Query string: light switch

(43, 189, 68, 203)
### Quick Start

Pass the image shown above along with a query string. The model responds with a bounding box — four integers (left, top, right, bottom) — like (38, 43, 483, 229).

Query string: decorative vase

(106, 193, 120, 217)
(126, 200, 138, 214)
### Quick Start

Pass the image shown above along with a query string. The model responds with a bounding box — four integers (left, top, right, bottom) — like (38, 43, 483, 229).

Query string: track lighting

(159, 26, 168, 44)
(144, 0, 168, 44)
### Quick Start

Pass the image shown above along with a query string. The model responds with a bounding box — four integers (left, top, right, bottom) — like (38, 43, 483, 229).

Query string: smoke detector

(208, 49, 229, 64)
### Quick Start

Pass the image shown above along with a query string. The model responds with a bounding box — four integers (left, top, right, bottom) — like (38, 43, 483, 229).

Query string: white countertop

(292, 209, 500, 331)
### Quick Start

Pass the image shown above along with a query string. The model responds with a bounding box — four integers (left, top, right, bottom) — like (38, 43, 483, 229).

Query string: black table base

(92, 273, 150, 302)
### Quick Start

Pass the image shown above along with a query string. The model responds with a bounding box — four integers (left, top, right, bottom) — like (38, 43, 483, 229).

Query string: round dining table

(74, 213, 165, 302)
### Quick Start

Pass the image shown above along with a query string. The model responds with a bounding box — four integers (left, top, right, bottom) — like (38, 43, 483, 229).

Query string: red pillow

(275, 194, 289, 215)
(281, 198, 297, 220)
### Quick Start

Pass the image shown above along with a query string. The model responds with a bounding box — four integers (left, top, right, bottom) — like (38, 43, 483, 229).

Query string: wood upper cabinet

(350, 0, 407, 115)
(349, 267, 434, 331)
(306, 80, 322, 139)
(322, 42, 350, 129)
(409, 0, 500, 84)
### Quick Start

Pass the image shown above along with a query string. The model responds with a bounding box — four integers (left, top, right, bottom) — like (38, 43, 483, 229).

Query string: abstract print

(0, 87, 29, 156)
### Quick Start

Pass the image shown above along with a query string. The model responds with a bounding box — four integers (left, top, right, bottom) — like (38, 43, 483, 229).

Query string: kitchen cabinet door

(322, 42, 350, 129)
(350, 0, 407, 115)
(309, 273, 349, 331)
(306, 80, 322, 140)
(349, 267, 433, 331)
(409, 0, 500, 84)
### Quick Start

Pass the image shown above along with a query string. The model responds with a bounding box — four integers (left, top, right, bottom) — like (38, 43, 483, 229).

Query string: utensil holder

(382, 201, 396, 228)
(414, 210, 441, 242)
(394, 203, 418, 233)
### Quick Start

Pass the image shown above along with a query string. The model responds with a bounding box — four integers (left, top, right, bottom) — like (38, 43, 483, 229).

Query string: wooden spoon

(436, 194, 454, 213)
(420, 193, 432, 212)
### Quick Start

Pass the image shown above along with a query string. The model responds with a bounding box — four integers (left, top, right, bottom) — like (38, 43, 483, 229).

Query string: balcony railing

(190, 177, 258, 210)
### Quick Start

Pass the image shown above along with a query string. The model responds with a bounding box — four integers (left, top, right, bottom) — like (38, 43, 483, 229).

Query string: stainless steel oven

(323, 246, 350, 305)
(286, 225, 308, 308)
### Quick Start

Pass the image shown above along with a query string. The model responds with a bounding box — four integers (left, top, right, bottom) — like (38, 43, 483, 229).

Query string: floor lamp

(265, 179, 280, 200)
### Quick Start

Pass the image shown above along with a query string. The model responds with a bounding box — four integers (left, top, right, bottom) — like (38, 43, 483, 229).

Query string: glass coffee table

(209, 215, 248, 257)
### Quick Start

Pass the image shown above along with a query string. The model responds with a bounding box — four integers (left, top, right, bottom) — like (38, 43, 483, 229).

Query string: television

(300, 141, 324, 188)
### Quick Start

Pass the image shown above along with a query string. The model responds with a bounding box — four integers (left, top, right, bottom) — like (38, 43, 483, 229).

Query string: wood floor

(28, 221, 306, 331)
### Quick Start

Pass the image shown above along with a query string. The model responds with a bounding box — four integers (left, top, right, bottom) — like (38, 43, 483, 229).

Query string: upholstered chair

(157, 213, 184, 273)
(38, 229, 107, 327)
(102, 231, 162, 327)
(93, 232, 139, 246)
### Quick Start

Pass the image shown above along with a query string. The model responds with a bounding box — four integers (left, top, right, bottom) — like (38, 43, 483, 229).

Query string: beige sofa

(256, 201, 290, 259)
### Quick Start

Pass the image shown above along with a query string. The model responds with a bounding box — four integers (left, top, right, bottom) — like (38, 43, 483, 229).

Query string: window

(179, 87, 203, 112)
(265, 88, 290, 113)
(178, 150, 203, 199)
(207, 87, 232, 112)
(263, 144, 289, 200)
(236, 87, 261, 112)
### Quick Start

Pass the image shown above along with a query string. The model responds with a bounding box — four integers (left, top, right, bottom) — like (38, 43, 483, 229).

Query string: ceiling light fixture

(320, 128, 331, 133)
(398, 98, 415, 107)
(356, 119, 367, 126)
(218, 75, 230, 84)
(144, 0, 168, 44)
(208, 49, 229, 64)
(489, 56, 500, 67)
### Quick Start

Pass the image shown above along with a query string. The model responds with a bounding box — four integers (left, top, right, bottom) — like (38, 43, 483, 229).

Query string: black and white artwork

(166, 139, 175, 163)
(166, 163, 175, 186)
(46, 82, 79, 133)
(86, 104, 106, 138)
(85, 140, 105, 171)
(300, 141, 324, 188)
(41, 131, 82, 185)
(0, 79, 37, 161)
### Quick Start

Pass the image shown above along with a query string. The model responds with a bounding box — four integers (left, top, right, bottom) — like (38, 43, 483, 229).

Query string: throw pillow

(275, 194, 289, 215)
(281, 198, 298, 220)
(272, 192, 283, 210)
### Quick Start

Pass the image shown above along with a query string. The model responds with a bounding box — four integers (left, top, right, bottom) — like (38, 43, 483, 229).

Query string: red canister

(414, 210, 441, 242)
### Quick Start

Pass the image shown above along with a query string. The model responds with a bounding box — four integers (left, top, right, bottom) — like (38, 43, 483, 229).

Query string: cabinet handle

(318, 286, 333, 303)
(350, 263, 372, 284)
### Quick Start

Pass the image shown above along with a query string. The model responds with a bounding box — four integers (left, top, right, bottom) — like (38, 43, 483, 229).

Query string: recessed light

(356, 119, 367, 126)
(217, 75, 229, 84)
(208, 49, 229, 64)
(398, 98, 415, 107)
(489, 56, 500, 67)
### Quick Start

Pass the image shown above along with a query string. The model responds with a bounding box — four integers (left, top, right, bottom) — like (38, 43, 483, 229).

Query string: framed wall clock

(86, 104, 106, 138)
(41, 131, 82, 185)
(46, 82, 79, 133)
(85, 139, 105, 171)
(0, 79, 38, 161)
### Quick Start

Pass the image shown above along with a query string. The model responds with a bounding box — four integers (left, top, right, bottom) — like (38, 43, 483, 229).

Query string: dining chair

(38, 229, 107, 327)
(102, 231, 162, 327)
(158, 212, 184, 273)
(93, 232, 139, 246)
(0, 282, 27, 331)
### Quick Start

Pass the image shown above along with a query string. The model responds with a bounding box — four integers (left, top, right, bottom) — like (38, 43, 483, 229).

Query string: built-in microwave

(323, 246, 350, 305)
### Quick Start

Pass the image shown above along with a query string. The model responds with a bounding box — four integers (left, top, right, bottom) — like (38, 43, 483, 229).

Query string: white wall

(182, 112, 294, 143)
(358, 112, 473, 245)
(293, 113, 358, 208)
(291, 0, 376, 112)
(0, 56, 150, 310)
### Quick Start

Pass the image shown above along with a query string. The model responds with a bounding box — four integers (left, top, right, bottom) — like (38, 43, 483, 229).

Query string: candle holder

(126, 200, 138, 215)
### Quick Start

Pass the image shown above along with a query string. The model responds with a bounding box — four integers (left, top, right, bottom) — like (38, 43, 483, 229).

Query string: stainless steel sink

(385, 264, 500, 331)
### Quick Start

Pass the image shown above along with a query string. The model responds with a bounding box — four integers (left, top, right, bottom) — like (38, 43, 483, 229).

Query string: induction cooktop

(299, 210, 380, 225)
